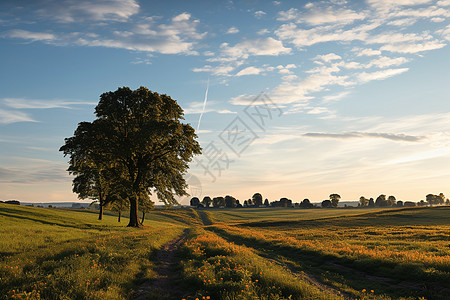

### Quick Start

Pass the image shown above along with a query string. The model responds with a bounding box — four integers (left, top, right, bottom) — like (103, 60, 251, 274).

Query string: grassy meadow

(0, 203, 449, 299)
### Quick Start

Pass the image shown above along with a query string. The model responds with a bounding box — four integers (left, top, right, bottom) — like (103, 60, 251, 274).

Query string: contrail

(196, 78, 209, 133)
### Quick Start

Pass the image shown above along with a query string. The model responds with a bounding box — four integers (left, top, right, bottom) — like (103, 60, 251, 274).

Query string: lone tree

(329, 194, 341, 208)
(61, 86, 201, 227)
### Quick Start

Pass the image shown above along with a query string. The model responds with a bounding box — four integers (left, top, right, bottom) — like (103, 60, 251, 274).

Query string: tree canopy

(61, 86, 201, 227)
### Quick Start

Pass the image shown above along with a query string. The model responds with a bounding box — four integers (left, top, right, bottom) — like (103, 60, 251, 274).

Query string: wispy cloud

(226, 26, 239, 34)
(5, 29, 56, 42)
(4, 11, 207, 55)
(0, 109, 36, 124)
(2, 98, 96, 109)
(235, 66, 264, 76)
(303, 132, 425, 142)
(358, 68, 409, 83)
(34, 0, 140, 23)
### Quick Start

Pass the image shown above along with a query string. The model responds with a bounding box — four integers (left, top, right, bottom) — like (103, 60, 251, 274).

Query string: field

(0, 203, 449, 299)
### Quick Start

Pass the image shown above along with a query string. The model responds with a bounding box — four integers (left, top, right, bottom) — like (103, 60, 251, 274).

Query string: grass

(1, 203, 449, 299)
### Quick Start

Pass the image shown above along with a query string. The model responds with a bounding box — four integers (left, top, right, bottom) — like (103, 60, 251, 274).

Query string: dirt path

(134, 229, 189, 300)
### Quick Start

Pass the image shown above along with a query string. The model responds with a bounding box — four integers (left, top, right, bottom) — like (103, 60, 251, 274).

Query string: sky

(1, 0, 450, 205)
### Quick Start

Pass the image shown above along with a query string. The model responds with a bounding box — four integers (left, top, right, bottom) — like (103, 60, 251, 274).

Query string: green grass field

(1, 203, 449, 299)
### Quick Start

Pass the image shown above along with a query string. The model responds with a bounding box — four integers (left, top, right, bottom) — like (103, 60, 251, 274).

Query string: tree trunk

(127, 196, 141, 227)
(141, 211, 145, 224)
(118, 210, 121, 222)
(98, 203, 103, 220)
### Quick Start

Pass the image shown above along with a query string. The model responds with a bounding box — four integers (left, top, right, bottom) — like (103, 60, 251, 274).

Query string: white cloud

(0, 109, 36, 124)
(36, 0, 140, 23)
(366, 56, 410, 68)
(367, 0, 433, 11)
(6, 29, 56, 42)
(273, 1, 281, 6)
(387, 18, 417, 26)
(278, 6, 366, 25)
(5, 12, 206, 56)
(353, 47, 382, 56)
(192, 65, 235, 76)
(257, 29, 270, 35)
(235, 66, 264, 76)
(254, 10, 267, 18)
(2, 98, 96, 109)
(358, 68, 409, 83)
(380, 40, 446, 53)
(314, 53, 342, 62)
(437, 24, 450, 40)
(226, 27, 239, 34)
(219, 37, 291, 60)
(183, 101, 236, 115)
(438, 0, 450, 5)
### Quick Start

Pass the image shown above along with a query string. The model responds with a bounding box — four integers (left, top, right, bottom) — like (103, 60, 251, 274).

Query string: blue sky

(1, 0, 450, 204)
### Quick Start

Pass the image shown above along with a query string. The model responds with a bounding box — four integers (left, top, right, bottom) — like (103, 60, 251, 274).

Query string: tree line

(191, 193, 450, 209)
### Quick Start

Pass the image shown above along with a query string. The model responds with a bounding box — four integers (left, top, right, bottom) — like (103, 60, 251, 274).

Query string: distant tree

(225, 195, 237, 208)
(5, 200, 20, 205)
(446, 199, 450, 205)
(426, 194, 437, 206)
(190, 197, 200, 207)
(438, 193, 445, 205)
(213, 197, 225, 208)
(375, 194, 387, 207)
(396, 200, 403, 207)
(329, 194, 341, 208)
(202, 196, 212, 208)
(368, 198, 375, 207)
(264, 198, 269, 207)
(140, 193, 154, 224)
(321, 200, 332, 208)
(359, 196, 369, 207)
(404, 201, 416, 207)
(247, 199, 253, 207)
(243, 200, 248, 207)
(252, 193, 263, 207)
(387, 195, 396, 207)
(418, 200, 427, 206)
(300, 198, 313, 208)
(110, 196, 129, 222)
(279, 197, 292, 208)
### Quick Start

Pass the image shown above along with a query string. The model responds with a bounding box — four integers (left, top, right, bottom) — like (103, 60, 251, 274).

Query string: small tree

(225, 195, 237, 208)
(109, 193, 129, 222)
(190, 197, 200, 207)
(140, 192, 154, 224)
(375, 194, 387, 207)
(322, 200, 332, 208)
(368, 198, 375, 207)
(252, 193, 263, 207)
(213, 197, 225, 208)
(300, 199, 313, 208)
(387, 195, 396, 207)
(359, 196, 369, 207)
(279, 198, 292, 208)
(329, 194, 341, 208)
(202, 196, 212, 208)
(264, 198, 269, 207)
